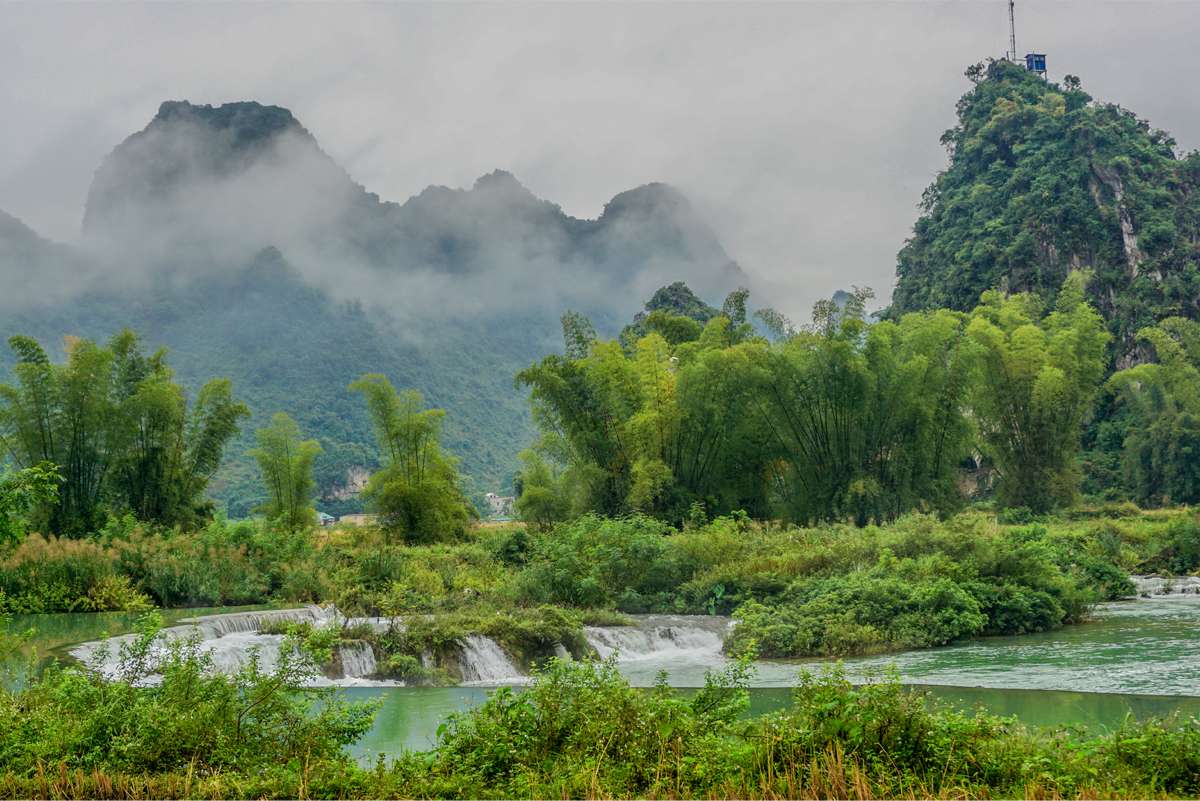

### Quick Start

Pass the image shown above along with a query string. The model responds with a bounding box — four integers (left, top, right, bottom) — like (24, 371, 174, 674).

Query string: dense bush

(3, 639, 1200, 798)
(0, 535, 146, 614)
(726, 519, 1104, 657)
(0, 517, 325, 613)
(517, 514, 680, 611)
(0, 615, 374, 778)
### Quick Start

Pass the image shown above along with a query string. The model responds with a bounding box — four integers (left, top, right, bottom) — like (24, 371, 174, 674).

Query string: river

(5, 594, 1199, 759)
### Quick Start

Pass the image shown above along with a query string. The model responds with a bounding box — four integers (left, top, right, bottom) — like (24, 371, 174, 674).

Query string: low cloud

(2, 2, 1199, 319)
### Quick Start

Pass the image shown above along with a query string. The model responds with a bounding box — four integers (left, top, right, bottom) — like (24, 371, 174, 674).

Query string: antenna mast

(1008, 0, 1017, 62)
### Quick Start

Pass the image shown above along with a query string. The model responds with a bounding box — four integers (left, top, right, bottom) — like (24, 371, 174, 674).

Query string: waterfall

(457, 635, 523, 684)
(1130, 575, 1200, 597)
(584, 614, 731, 660)
(186, 605, 336, 638)
(69, 607, 733, 688)
(339, 641, 378, 678)
(69, 605, 403, 687)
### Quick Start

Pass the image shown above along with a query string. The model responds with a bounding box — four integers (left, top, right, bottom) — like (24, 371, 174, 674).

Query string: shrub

(0, 614, 376, 777)
(0, 535, 119, 613)
(518, 514, 678, 610)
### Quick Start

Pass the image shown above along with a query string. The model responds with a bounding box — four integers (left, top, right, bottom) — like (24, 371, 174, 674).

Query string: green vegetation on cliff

(892, 60, 1200, 358)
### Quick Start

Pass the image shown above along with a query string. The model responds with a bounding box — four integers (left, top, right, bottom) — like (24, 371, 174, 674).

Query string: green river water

(5, 596, 1199, 760)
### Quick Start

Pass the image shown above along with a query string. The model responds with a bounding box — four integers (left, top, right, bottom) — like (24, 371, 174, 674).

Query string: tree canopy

(892, 59, 1200, 358)
(0, 331, 247, 535)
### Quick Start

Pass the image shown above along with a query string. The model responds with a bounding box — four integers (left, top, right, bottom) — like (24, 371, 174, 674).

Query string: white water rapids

(70, 580, 1188, 690)
(69, 606, 403, 687)
(1129, 574, 1200, 596)
(69, 608, 734, 688)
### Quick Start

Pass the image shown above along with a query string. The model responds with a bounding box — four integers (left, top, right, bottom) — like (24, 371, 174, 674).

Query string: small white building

(484, 492, 516, 518)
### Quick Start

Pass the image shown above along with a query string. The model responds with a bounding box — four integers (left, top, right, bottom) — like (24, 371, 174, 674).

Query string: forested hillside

(891, 60, 1200, 504)
(891, 59, 1200, 361)
(0, 101, 742, 516)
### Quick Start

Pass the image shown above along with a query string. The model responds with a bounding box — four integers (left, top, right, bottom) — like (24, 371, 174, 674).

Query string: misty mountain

(79, 100, 743, 314)
(0, 100, 745, 515)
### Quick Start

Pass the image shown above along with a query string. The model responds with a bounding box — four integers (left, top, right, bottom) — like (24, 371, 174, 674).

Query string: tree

(1106, 317, 1200, 505)
(0, 334, 117, 535)
(0, 462, 60, 545)
(0, 331, 247, 534)
(349, 375, 471, 543)
(519, 289, 780, 522)
(249, 413, 322, 530)
(110, 331, 249, 527)
(965, 272, 1110, 512)
(513, 449, 570, 529)
(753, 297, 974, 525)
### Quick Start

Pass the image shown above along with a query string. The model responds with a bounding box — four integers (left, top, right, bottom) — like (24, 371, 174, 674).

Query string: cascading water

(69, 607, 734, 687)
(70, 606, 335, 680)
(584, 614, 731, 660)
(339, 641, 378, 678)
(188, 606, 338, 637)
(69, 606, 404, 686)
(457, 635, 524, 684)
(583, 615, 733, 687)
(1130, 575, 1200, 597)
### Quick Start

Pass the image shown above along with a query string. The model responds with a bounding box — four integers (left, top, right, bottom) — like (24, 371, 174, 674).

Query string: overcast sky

(2, 1, 1198, 318)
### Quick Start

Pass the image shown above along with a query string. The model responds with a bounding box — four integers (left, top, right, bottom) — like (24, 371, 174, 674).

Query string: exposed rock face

(1089, 162, 1162, 283)
(326, 466, 371, 502)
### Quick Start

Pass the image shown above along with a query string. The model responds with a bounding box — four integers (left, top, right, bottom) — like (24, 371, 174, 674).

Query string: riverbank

(2, 651, 1198, 800)
(7, 591, 1198, 762)
(7, 507, 1197, 666)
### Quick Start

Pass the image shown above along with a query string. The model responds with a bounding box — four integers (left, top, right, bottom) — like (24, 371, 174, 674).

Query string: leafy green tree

(513, 449, 570, 529)
(109, 332, 249, 527)
(249, 413, 322, 530)
(0, 462, 60, 545)
(753, 296, 974, 525)
(519, 296, 776, 522)
(0, 331, 246, 534)
(965, 273, 1110, 512)
(1106, 317, 1200, 505)
(349, 375, 471, 543)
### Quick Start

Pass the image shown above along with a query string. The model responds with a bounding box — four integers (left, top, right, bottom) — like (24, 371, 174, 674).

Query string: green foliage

(518, 294, 776, 522)
(426, 657, 752, 798)
(518, 514, 678, 610)
(0, 517, 327, 613)
(349, 376, 472, 543)
(618, 280, 719, 349)
(0, 463, 59, 545)
(966, 273, 1110, 512)
(249, 412, 321, 531)
(892, 60, 1200, 359)
(758, 295, 975, 525)
(0, 613, 375, 778)
(0, 331, 247, 535)
(718, 516, 1096, 657)
(521, 285, 979, 526)
(1106, 317, 1200, 505)
(511, 450, 569, 529)
(1, 660, 1198, 799)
